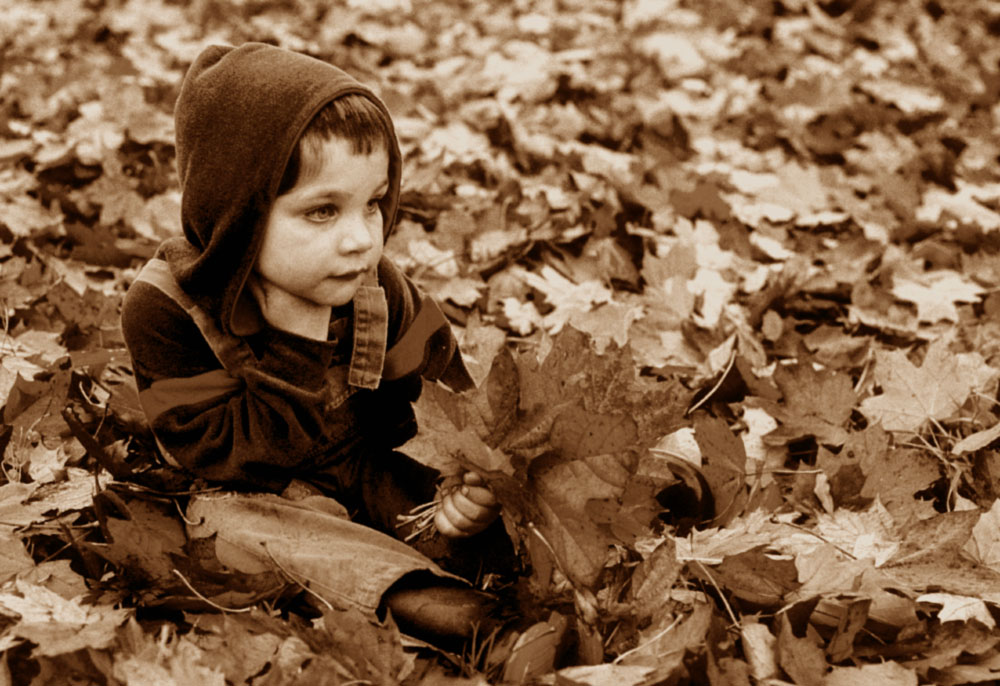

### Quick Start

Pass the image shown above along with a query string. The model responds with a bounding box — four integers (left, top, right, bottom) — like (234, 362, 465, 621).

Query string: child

(120, 42, 507, 638)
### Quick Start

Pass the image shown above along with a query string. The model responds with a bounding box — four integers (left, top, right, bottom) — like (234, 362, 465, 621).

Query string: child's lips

(329, 268, 367, 280)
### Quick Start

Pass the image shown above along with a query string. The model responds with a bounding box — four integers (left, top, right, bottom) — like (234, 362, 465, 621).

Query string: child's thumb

(462, 471, 485, 486)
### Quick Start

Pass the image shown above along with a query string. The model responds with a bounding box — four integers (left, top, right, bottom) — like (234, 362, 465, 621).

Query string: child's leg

(381, 571, 499, 639)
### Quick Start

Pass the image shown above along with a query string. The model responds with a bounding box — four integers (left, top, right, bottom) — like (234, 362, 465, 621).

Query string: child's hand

(434, 472, 500, 538)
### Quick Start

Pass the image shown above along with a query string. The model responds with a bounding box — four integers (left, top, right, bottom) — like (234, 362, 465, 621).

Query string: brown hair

(277, 94, 392, 195)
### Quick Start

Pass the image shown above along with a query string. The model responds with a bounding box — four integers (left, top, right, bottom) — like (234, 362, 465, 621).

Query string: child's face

(254, 136, 389, 309)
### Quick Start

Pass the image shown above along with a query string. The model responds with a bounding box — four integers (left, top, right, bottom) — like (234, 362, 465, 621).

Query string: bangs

(278, 94, 392, 194)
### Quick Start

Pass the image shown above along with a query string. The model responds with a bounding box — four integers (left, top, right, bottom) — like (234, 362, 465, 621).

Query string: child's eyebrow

(299, 181, 389, 202)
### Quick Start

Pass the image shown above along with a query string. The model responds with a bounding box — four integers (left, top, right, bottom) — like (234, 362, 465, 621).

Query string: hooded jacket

(121, 43, 470, 497)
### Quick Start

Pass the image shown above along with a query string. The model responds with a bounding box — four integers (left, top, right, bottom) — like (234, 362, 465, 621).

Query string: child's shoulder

(121, 267, 218, 377)
(122, 272, 192, 338)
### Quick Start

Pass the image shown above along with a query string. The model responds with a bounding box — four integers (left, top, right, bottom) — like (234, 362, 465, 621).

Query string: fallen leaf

(918, 593, 996, 628)
(964, 500, 1000, 571)
(0, 533, 35, 584)
(825, 596, 871, 662)
(952, 421, 1000, 455)
(741, 619, 778, 681)
(860, 338, 996, 434)
(0, 579, 130, 657)
(777, 612, 827, 686)
(763, 362, 857, 445)
(823, 661, 918, 686)
(557, 664, 656, 686)
(518, 265, 614, 334)
(113, 618, 226, 686)
(815, 501, 899, 567)
(891, 269, 984, 323)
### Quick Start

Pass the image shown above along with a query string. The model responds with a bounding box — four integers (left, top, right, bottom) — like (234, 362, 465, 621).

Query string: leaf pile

(4, 0, 1000, 683)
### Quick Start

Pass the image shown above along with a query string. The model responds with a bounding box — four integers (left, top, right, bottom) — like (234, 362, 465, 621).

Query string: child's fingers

(460, 484, 498, 508)
(437, 497, 479, 537)
(450, 491, 497, 523)
(433, 506, 467, 538)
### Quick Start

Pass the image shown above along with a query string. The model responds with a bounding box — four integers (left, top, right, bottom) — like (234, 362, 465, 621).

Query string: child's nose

(338, 214, 375, 254)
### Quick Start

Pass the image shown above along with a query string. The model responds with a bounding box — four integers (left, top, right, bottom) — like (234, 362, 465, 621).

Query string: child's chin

(310, 286, 361, 308)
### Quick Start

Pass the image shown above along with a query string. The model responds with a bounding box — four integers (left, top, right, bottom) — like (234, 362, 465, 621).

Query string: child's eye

(305, 204, 338, 222)
(366, 197, 384, 214)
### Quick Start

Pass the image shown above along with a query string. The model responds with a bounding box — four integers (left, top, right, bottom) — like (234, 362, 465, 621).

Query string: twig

(112, 482, 224, 497)
(171, 569, 252, 613)
(396, 498, 439, 542)
(528, 522, 571, 583)
(687, 346, 737, 416)
(0, 518, 98, 533)
(853, 348, 872, 394)
(173, 499, 203, 526)
(613, 615, 681, 664)
(61, 405, 132, 479)
(770, 516, 858, 560)
(693, 560, 739, 628)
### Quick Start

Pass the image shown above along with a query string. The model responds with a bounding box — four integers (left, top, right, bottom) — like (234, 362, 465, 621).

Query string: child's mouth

(329, 269, 366, 281)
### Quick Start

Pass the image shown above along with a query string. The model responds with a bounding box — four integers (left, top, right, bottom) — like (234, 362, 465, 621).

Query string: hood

(160, 42, 403, 335)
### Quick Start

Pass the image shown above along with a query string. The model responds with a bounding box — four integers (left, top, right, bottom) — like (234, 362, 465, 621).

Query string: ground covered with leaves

(4, 0, 1000, 683)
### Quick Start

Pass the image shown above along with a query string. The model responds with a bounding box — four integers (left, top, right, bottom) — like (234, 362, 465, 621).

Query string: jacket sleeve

(121, 279, 346, 489)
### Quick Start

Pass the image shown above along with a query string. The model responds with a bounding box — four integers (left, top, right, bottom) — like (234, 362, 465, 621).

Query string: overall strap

(348, 274, 388, 390)
(133, 259, 255, 373)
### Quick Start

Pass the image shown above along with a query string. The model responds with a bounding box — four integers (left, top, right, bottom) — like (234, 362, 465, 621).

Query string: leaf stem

(692, 560, 739, 627)
(171, 568, 252, 613)
(612, 615, 681, 664)
(687, 346, 737, 416)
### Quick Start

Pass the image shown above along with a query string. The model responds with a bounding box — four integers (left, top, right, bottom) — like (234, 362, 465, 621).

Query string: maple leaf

(72, 164, 181, 240)
(405, 327, 691, 587)
(918, 593, 996, 628)
(0, 193, 62, 237)
(776, 612, 827, 686)
(97, 497, 188, 585)
(858, 447, 940, 525)
(0, 532, 35, 584)
(917, 182, 1000, 232)
(691, 413, 748, 527)
(815, 500, 899, 567)
(517, 265, 615, 334)
(891, 269, 984, 323)
(0, 579, 130, 657)
(859, 338, 998, 434)
(113, 618, 226, 686)
(964, 499, 1000, 571)
(754, 362, 856, 445)
(177, 612, 286, 686)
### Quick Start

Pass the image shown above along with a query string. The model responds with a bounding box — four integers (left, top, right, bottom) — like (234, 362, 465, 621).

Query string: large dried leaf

(406, 327, 690, 586)
(860, 339, 998, 434)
